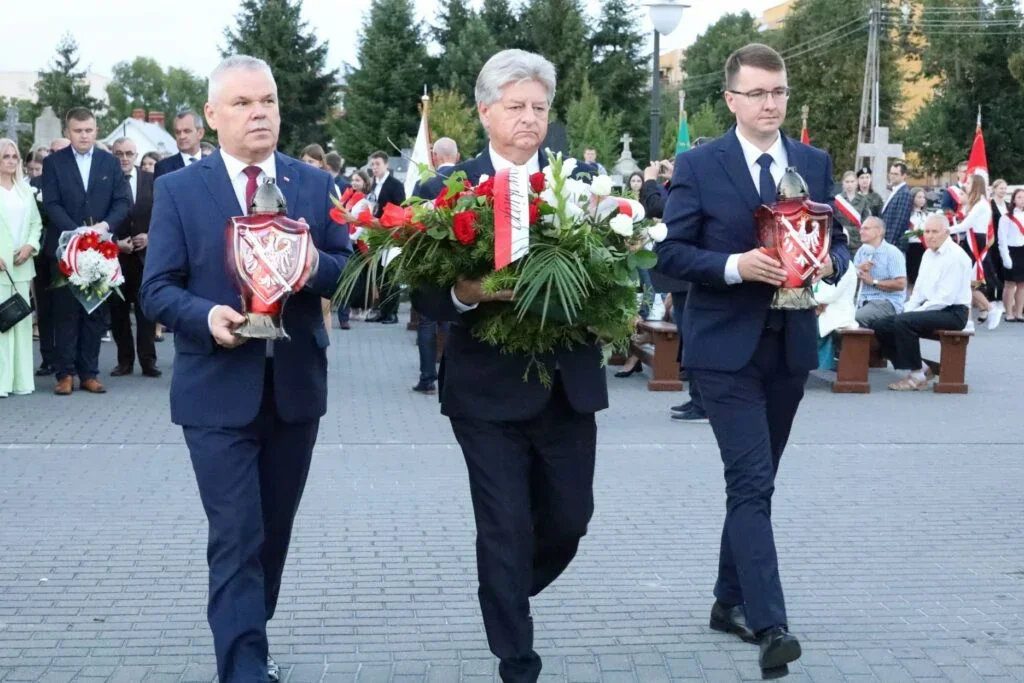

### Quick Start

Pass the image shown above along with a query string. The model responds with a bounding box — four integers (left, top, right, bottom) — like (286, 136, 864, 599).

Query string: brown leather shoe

(110, 365, 133, 377)
(80, 378, 107, 394)
(54, 377, 73, 395)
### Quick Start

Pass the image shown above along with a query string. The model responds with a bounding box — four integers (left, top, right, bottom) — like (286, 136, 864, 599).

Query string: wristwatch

(872, 278, 879, 286)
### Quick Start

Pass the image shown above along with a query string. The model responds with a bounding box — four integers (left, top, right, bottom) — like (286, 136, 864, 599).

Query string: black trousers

(377, 270, 400, 318)
(33, 256, 57, 367)
(109, 256, 156, 369)
(450, 377, 597, 683)
(691, 329, 806, 633)
(872, 305, 969, 371)
(182, 363, 318, 683)
(52, 284, 107, 381)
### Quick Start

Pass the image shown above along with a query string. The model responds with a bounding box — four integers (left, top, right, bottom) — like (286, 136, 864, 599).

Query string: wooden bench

(832, 327, 972, 394)
(630, 320, 683, 391)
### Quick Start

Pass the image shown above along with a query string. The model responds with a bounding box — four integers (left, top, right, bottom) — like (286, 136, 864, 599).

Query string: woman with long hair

(951, 174, 998, 328)
(349, 170, 371, 193)
(905, 187, 929, 291)
(998, 188, 1024, 322)
(626, 172, 644, 197)
(336, 169, 375, 328)
(834, 170, 865, 252)
(0, 138, 44, 398)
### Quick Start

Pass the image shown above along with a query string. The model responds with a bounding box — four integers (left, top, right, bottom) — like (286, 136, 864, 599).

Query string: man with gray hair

(154, 109, 205, 180)
(852, 215, 907, 329)
(140, 54, 350, 682)
(411, 49, 601, 683)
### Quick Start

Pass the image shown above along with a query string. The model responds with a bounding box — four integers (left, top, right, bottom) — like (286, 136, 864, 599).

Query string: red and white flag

(965, 107, 991, 280)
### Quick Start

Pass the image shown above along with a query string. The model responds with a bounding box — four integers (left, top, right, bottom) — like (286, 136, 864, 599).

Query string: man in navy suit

(410, 136, 460, 394)
(411, 49, 600, 683)
(153, 110, 205, 180)
(42, 107, 131, 395)
(881, 161, 913, 248)
(139, 56, 349, 683)
(656, 44, 848, 678)
(365, 150, 406, 324)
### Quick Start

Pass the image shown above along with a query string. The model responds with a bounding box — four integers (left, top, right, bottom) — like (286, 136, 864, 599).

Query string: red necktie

(243, 166, 262, 211)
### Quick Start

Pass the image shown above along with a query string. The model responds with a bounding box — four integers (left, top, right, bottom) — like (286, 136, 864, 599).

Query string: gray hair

(174, 109, 204, 129)
(924, 213, 949, 232)
(432, 137, 458, 161)
(475, 49, 556, 107)
(863, 216, 885, 231)
(111, 136, 135, 148)
(208, 55, 277, 102)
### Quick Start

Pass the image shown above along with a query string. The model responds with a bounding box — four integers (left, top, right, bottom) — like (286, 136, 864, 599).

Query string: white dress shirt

(904, 237, 973, 315)
(451, 146, 542, 312)
(74, 148, 93, 188)
(881, 182, 906, 215)
(724, 130, 789, 285)
(370, 172, 390, 204)
(998, 209, 1024, 268)
(907, 210, 928, 244)
(180, 150, 200, 168)
(950, 200, 992, 237)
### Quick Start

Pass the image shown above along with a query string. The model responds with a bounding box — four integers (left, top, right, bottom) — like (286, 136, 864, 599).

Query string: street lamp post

(647, 1, 687, 163)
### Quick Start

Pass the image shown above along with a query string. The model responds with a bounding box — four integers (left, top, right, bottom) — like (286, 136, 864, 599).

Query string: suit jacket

(116, 170, 155, 265)
(139, 150, 351, 428)
(409, 149, 606, 422)
(153, 153, 186, 181)
(881, 184, 913, 247)
(41, 146, 131, 257)
(655, 127, 849, 374)
(413, 163, 457, 201)
(370, 174, 406, 217)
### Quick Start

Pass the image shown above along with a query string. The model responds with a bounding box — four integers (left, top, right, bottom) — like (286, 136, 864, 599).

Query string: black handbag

(0, 268, 33, 334)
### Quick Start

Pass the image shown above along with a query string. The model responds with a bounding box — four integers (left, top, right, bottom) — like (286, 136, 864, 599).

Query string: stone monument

(856, 126, 904, 197)
(611, 132, 641, 186)
(32, 106, 63, 150)
(2, 108, 32, 144)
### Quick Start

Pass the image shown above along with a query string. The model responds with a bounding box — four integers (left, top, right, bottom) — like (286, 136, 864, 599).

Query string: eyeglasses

(113, 151, 136, 159)
(727, 87, 791, 104)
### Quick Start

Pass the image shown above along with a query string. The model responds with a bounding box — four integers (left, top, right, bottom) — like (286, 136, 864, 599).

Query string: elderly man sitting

(853, 216, 907, 328)
(872, 214, 973, 391)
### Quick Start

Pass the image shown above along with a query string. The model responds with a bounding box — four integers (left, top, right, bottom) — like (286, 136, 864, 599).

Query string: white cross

(620, 132, 633, 156)
(856, 126, 904, 196)
(2, 108, 32, 142)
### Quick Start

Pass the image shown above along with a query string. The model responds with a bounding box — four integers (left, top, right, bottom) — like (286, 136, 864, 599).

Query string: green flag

(675, 98, 690, 154)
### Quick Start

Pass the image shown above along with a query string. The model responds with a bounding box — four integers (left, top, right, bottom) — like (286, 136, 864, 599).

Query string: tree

(588, 0, 648, 161)
(223, 0, 340, 155)
(904, 0, 1024, 177)
(336, 0, 430, 164)
(435, 13, 499, 102)
(429, 89, 482, 158)
(688, 101, 726, 141)
(1010, 50, 1024, 89)
(435, 0, 474, 48)
(481, 0, 524, 50)
(35, 34, 104, 122)
(0, 97, 39, 156)
(519, 0, 592, 118)
(566, 78, 621, 168)
(681, 12, 764, 132)
(103, 58, 207, 134)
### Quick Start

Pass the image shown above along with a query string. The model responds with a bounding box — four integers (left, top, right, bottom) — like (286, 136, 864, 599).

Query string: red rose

(474, 177, 495, 198)
(434, 186, 458, 209)
(58, 259, 72, 277)
(329, 206, 346, 224)
(452, 210, 478, 245)
(379, 203, 412, 228)
(356, 240, 369, 254)
(529, 202, 539, 225)
(413, 222, 427, 233)
(530, 172, 545, 194)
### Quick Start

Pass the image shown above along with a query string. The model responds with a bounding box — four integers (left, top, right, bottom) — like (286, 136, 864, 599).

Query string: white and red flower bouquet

(55, 227, 125, 313)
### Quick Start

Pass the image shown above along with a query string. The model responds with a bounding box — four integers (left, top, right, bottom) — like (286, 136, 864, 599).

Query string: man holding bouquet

(411, 49, 601, 683)
(656, 44, 848, 678)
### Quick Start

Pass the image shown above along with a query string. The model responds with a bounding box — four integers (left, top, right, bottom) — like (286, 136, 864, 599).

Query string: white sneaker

(988, 308, 1003, 330)
(964, 319, 976, 333)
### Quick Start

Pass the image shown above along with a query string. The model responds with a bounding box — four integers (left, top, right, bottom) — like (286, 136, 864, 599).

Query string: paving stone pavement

(0, 307, 1022, 682)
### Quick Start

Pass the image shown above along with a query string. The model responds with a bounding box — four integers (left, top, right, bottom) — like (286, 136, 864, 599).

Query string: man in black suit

(153, 110, 205, 180)
(28, 152, 57, 376)
(42, 107, 131, 395)
(410, 137, 460, 394)
(411, 49, 601, 683)
(366, 150, 406, 324)
(108, 137, 159, 378)
(656, 44, 848, 678)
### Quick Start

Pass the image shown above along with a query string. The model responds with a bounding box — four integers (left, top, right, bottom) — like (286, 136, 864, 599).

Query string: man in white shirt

(872, 213, 972, 391)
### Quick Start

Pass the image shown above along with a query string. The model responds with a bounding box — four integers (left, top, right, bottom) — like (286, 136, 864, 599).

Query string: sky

(1, 0, 778, 81)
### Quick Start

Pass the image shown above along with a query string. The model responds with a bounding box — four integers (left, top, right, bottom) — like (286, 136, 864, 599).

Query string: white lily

(609, 214, 634, 237)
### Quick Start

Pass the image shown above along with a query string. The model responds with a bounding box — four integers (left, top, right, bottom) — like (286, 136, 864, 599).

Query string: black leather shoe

(412, 381, 437, 395)
(267, 654, 280, 682)
(380, 314, 399, 324)
(35, 364, 54, 377)
(110, 365, 133, 377)
(141, 366, 162, 378)
(365, 311, 382, 322)
(759, 626, 801, 679)
(709, 601, 757, 644)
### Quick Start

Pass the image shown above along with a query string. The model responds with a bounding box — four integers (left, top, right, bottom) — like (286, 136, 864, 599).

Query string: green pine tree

(566, 77, 621, 168)
(336, 0, 430, 164)
(222, 0, 340, 155)
(481, 0, 524, 50)
(35, 34, 104, 122)
(429, 89, 482, 158)
(588, 0, 648, 160)
(435, 0, 474, 48)
(436, 12, 499, 102)
(687, 101, 725, 141)
(520, 0, 592, 118)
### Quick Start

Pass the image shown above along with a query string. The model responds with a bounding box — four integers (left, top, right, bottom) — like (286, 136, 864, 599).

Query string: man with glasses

(655, 43, 848, 678)
(109, 137, 159, 378)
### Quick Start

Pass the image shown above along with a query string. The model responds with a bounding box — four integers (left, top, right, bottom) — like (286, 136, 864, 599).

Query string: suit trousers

(871, 305, 969, 371)
(416, 312, 448, 383)
(182, 362, 318, 683)
(52, 284, 107, 381)
(672, 291, 703, 411)
(33, 256, 57, 367)
(691, 328, 807, 633)
(450, 376, 597, 683)
(109, 256, 156, 369)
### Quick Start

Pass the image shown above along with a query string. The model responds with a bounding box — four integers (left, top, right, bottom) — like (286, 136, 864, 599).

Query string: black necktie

(125, 172, 134, 206)
(187, 156, 197, 165)
(757, 153, 776, 205)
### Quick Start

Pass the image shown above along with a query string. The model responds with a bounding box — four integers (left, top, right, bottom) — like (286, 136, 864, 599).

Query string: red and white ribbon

(833, 194, 861, 229)
(493, 167, 531, 271)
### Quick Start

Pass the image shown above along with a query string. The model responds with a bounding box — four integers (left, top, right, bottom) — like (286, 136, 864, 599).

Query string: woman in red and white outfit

(997, 188, 1024, 322)
(950, 174, 999, 328)
(834, 171, 863, 253)
(905, 187, 929, 293)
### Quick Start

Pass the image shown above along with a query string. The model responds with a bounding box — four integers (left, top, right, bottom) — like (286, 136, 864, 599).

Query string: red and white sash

(1009, 213, 1024, 239)
(834, 194, 861, 228)
(946, 186, 966, 225)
